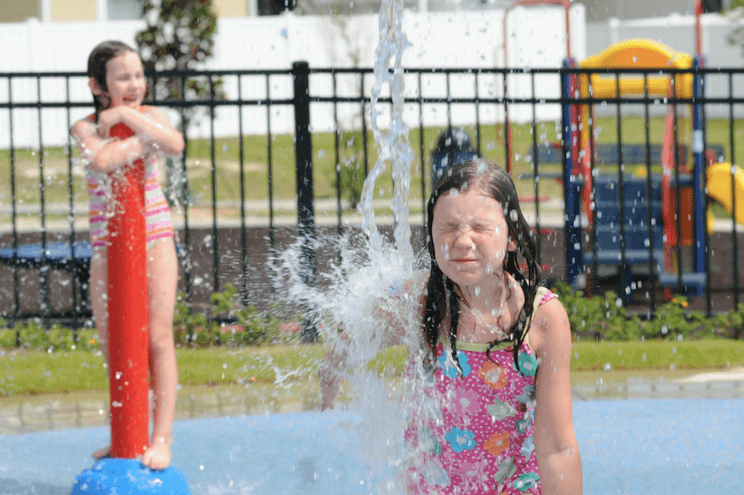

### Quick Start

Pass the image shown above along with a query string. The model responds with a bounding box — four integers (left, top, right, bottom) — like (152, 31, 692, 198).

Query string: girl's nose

(453, 229, 474, 249)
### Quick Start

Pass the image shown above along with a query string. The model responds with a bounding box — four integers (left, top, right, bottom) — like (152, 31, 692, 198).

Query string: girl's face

(431, 185, 515, 289)
(101, 51, 146, 109)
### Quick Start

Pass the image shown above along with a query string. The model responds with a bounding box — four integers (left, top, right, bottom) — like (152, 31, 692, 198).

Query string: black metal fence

(1, 63, 742, 332)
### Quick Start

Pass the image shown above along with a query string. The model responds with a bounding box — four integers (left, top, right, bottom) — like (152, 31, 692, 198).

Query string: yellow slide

(707, 163, 744, 229)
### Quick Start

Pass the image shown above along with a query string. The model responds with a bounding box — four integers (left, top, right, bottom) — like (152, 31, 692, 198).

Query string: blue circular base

(70, 458, 190, 495)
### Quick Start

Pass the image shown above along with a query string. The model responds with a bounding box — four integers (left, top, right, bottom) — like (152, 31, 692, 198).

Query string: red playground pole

(107, 122, 150, 459)
(71, 122, 189, 494)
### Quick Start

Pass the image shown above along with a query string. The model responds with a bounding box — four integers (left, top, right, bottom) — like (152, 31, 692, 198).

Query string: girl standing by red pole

(71, 40, 183, 470)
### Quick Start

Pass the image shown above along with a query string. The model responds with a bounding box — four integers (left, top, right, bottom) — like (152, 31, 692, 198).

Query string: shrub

(173, 292, 220, 348)
(174, 283, 290, 348)
(0, 320, 99, 352)
(211, 283, 287, 346)
(553, 283, 641, 340)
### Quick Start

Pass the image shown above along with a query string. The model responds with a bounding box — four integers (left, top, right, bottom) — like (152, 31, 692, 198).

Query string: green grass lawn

(2, 117, 742, 221)
(2, 339, 743, 397)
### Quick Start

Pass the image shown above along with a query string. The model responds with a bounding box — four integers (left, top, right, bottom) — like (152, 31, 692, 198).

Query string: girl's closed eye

(438, 223, 459, 233)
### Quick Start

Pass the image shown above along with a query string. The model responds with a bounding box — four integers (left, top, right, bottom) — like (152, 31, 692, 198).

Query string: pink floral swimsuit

(405, 287, 557, 495)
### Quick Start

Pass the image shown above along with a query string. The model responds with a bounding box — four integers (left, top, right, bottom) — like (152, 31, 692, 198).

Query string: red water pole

(695, 0, 703, 56)
(107, 123, 150, 459)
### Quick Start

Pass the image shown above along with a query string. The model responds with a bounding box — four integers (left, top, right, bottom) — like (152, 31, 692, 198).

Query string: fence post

(562, 59, 583, 286)
(292, 61, 318, 343)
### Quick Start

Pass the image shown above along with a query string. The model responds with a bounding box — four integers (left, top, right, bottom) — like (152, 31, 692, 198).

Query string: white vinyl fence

(0, 6, 586, 149)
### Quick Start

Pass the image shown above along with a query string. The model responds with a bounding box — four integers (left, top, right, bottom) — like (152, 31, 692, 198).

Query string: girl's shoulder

(532, 286, 565, 320)
(70, 115, 97, 139)
(537, 287, 558, 306)
(528, 286, 570, 355)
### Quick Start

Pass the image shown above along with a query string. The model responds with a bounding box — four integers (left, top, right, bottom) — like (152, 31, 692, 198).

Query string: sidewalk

(2, 369, 743, 437)
(0, 197, 570, 235)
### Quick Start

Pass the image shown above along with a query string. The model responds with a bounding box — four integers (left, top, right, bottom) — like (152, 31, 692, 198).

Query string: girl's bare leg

(90, 249, 112, 460)
(141, 237, 179, 470)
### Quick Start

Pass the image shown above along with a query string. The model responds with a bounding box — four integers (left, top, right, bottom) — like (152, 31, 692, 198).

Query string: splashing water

(271, 0, 433, 491)
(360, 0, 415, 263)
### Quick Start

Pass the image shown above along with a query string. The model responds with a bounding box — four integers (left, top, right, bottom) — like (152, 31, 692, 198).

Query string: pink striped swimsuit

(405, 287, 557, 495)
(87, 159, 174, 250)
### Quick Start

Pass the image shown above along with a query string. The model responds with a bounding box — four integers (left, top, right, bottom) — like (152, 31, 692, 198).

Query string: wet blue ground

(1, 399, 742, 494)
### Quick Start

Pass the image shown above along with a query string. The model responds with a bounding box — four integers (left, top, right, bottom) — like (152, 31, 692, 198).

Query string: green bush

(2, 284, 740, 353)
(711, 303, 744, 339)
(211, 283, 288, 346)
(552, 282, 743, 341)
(173, 283, 292, 348)
(0, 321, 100, 352)
(173, 292, 220, 348)
(553, 283, 641, 340)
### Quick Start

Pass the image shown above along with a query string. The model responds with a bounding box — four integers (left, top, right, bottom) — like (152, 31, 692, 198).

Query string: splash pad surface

(1, 398, 742, 494)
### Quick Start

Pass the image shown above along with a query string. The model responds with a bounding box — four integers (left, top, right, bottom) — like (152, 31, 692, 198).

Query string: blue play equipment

(2, 401, 743, 494)
(555, 42, 728, 301)
(431, 127, 478, 183)
(71, 458, 190, 495)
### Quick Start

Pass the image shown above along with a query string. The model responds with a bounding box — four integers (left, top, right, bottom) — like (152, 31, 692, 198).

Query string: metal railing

(1, 63, 742, 334)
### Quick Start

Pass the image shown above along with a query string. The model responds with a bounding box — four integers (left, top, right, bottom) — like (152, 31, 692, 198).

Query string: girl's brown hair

(87, 40, 137, 122)
(423, 158, 541, 372)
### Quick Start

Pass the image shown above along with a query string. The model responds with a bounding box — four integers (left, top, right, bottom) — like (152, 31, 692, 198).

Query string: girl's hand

(141, 435, 172, 471)
(96, 107, 126, 139)
(319, 377, 342, 411)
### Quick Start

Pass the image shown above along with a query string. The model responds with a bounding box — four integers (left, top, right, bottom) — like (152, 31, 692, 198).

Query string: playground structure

(503, 0, 743, 302)
(562, 38, 744, 299)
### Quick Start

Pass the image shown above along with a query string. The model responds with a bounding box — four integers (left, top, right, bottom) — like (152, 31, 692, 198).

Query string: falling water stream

(272, 0, 427, 491)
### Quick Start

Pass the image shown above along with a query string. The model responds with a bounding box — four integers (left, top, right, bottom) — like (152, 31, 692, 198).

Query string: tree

(135, 0, 224, 124)
(726, 1, 744, 57)
(135, 0, 224, 208)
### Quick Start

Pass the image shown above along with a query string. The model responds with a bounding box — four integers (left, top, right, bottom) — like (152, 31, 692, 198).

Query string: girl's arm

(96, 106, 184, 157)
(71, 118, 150, 173)
(531, 299, 583, 495)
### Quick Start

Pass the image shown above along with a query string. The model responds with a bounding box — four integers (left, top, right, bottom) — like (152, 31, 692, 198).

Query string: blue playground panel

(0, 242, 93, 268)
(1, 399, 742, 494)
(587, 174, 666, 265)
(538, 140, 712, 293)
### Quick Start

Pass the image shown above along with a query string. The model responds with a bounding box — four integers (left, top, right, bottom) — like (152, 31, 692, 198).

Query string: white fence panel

(0, 7, 586, 149)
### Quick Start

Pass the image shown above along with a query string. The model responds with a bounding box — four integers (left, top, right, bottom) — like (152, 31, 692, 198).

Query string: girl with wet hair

(320, 158, 582, 494)
(71, 40, 184, 470)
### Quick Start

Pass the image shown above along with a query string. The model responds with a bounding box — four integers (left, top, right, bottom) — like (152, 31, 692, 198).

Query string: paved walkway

(2, 368, 743, 437)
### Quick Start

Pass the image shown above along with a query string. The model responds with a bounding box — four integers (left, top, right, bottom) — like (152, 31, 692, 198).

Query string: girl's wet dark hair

(87, 40, 136, 122)
(423, 158, 541, 372)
